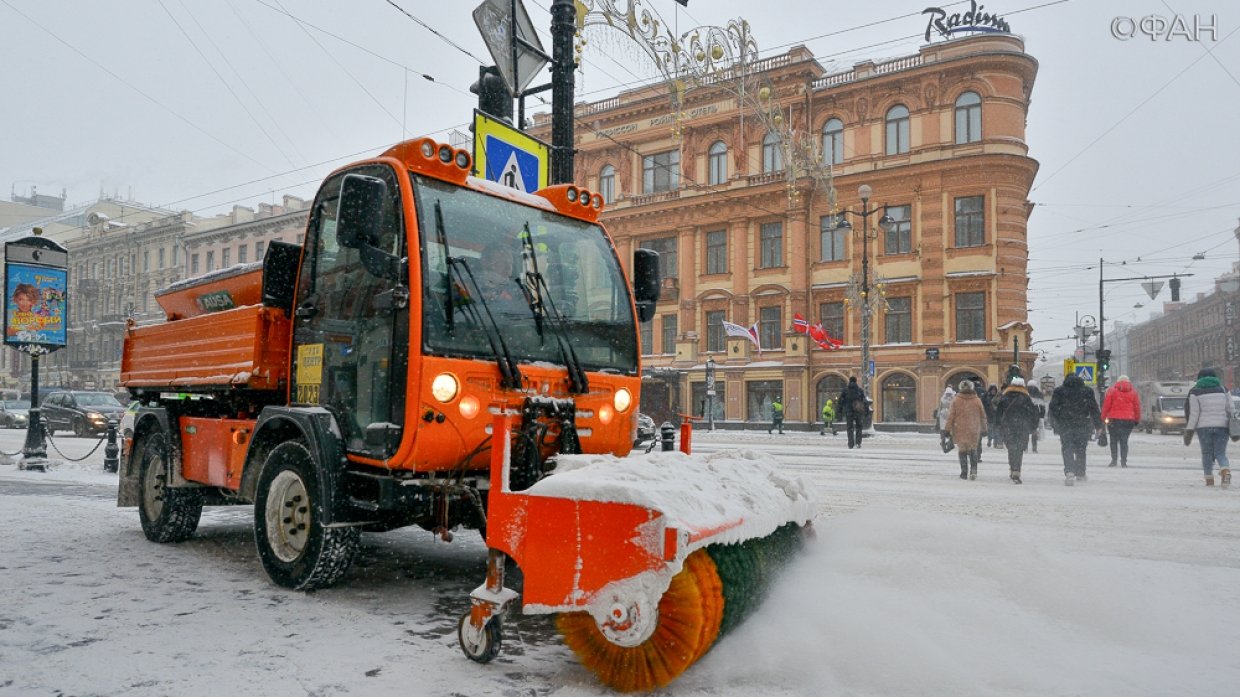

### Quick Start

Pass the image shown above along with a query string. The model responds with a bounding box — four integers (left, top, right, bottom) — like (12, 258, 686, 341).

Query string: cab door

(289, 165, 408, 457)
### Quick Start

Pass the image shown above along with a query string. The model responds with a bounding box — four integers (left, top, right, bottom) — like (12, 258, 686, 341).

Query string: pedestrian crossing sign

(472, 110, 549, 193)
(1074, 362, 1096, 384)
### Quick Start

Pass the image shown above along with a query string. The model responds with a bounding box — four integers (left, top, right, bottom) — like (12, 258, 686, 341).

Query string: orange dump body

(154, 263, 265, 320)
(121, 305, 290, 391)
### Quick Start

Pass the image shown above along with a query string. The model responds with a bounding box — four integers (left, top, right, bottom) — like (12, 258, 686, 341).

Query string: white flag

(721, 319, 761, 352)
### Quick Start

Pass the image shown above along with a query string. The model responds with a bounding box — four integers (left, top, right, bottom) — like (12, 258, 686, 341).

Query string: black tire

(73, 417, 87, 437)
(458, 614, 503, 663)
(253, 441, 359, 590)
(136, 429, 202, 543)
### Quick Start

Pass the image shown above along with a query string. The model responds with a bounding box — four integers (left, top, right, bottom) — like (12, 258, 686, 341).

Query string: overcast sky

(2, 0, 1237, 361)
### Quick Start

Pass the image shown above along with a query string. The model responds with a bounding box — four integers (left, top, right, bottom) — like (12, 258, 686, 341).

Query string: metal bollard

(679, 421, 693, 454)
(103, 419, 120, 473)
(659, 422, 676, 452)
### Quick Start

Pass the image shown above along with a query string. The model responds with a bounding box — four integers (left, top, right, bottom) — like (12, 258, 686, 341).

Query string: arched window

(822, 118, 844, 165)
(885, 105, 910, 155)
(708, 141, 728, 185)
(954, 91, 981, 144)
(762, 132, 783, 173)
(599, 165, 616, 204)
(880, 373, 918, 422)
(816, 375, 847, 425)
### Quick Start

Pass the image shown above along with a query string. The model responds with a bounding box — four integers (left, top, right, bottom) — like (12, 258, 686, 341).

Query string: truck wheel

(137, 430, 203, 543)
(254, 441, 359, 590)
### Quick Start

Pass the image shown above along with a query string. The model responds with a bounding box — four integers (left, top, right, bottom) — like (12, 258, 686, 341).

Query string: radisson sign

(923, 1, 1011, 42)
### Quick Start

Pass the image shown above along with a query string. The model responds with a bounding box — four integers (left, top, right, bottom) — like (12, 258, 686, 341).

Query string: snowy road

(2, 427, 1238, 696)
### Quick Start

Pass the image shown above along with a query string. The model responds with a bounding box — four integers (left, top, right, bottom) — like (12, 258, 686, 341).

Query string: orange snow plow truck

(119, 138, 814, 692)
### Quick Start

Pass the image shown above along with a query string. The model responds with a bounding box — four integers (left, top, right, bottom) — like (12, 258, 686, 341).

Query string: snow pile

(532, 448, 817, 548)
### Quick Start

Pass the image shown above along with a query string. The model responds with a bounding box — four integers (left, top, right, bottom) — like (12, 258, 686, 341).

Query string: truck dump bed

(121, 262, 292, 391)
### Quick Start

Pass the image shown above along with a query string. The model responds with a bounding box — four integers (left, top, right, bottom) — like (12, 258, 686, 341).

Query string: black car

(40, 391, 126, 437)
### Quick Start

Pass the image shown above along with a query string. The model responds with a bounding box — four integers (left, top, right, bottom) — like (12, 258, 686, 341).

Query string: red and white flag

(792, 312, 810, 334)
(809, 322, 844, 350)
(721, 319, 761, 353)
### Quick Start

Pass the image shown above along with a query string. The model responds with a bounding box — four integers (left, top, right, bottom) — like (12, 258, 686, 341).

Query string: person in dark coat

(983, 384, 1002, 448)
(994, 377, 1041, 484)
(838, 376, 867, 449)
(1048, 374, 1104, 485)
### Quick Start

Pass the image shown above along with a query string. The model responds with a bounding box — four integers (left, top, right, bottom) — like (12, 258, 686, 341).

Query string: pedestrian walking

(936, 385, 956, 453)
(1183, 368, 1235, 487)
(994, 377, 1041, 484)
(839, 377, 867, 449)
(1101, 375, 1141, 467)
(1048, 374, 1103, 486)
(768, 396, 785, 434)
(1027, 384, 1047, 453)
(946, 379, 987, 480)
(820, 398, 837, 436)
(983, 384, 1002, 448)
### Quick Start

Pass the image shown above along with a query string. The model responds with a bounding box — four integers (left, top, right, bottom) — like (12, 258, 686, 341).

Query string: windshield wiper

(434, 201, 522, 390)
(519, 223, 589, 394)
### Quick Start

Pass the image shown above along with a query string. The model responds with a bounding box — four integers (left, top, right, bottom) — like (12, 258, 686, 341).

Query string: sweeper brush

(458, 415, 816, 692)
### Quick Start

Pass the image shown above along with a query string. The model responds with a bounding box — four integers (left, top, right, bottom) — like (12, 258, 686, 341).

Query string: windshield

(76, 393, 123, 408)
(1159, 397, 1186, 412)
(414, 175, 638, 374)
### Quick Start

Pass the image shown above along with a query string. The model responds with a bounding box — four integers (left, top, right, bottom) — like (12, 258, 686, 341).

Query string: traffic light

(1097, 349, 1112, 373)
(471, 65, 512, 122)
(1169, 276, 1181, 301)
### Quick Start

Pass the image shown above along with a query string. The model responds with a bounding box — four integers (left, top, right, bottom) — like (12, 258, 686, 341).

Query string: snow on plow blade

(479, 416, 816, 692)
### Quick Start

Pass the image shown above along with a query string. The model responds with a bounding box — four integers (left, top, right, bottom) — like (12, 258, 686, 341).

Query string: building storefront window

(819, 301, 845, 343)
(661, 314, 677, 354)
(640, 236, 678, 279)
(640, 318, 653, 356)
(881, 372, 918, 422)
(816, 374, 847, 421)
(746, 380, 782, 422)
(691, 380, 726, 422)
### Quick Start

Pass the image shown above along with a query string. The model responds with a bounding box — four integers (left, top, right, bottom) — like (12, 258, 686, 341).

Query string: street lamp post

(705, 356, 717, 432)
(834, 184, 895, 403)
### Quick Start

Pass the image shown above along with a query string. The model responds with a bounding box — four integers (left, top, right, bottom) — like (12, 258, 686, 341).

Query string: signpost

(473, 0, 549, 97)
(472, 110, 550, 192)
(4, 228, 68, 471)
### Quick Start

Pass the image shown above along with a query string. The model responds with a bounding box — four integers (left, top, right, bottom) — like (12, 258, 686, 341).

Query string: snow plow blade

(465, 415, 815, 692)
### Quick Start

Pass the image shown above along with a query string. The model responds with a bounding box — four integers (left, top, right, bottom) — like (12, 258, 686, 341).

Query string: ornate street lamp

(705, 355, 717, 431)
(833, 184, 895, 403)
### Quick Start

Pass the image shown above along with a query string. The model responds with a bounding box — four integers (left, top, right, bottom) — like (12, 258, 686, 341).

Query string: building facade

(536, 34, 1039, 427)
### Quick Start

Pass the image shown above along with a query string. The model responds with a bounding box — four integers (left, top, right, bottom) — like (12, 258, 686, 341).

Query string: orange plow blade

(481, 416, 815, 691)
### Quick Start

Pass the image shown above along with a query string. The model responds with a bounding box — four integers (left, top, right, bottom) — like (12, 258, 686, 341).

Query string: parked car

(0, 399, 30, 429)
(40, 391, 126, 437)
(634, 412, 655, 446)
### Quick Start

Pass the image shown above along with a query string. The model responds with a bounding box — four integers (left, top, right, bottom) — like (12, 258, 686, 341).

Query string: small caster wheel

(458, 613, 503, 663)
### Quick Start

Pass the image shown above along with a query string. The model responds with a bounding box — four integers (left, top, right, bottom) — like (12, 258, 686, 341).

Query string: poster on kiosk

(4, 234, 68, 350)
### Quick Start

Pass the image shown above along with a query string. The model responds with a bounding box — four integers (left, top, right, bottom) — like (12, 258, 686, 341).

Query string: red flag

(792, 312, 809, 334)
(810, 323, 843, 350)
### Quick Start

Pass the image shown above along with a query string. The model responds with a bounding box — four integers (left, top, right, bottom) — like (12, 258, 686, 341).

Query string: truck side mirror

(336, 173, 402, 282)
(632, 248, 661, 323)
(337, 174, 387, 249)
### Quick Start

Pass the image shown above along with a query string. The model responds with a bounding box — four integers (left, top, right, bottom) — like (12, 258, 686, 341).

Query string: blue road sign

(1074, 364, 1096, 384)
(484, 135, 541, 192)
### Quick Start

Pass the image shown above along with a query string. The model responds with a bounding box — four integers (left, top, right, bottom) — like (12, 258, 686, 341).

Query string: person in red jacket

(1101, 375, 1141, 467)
